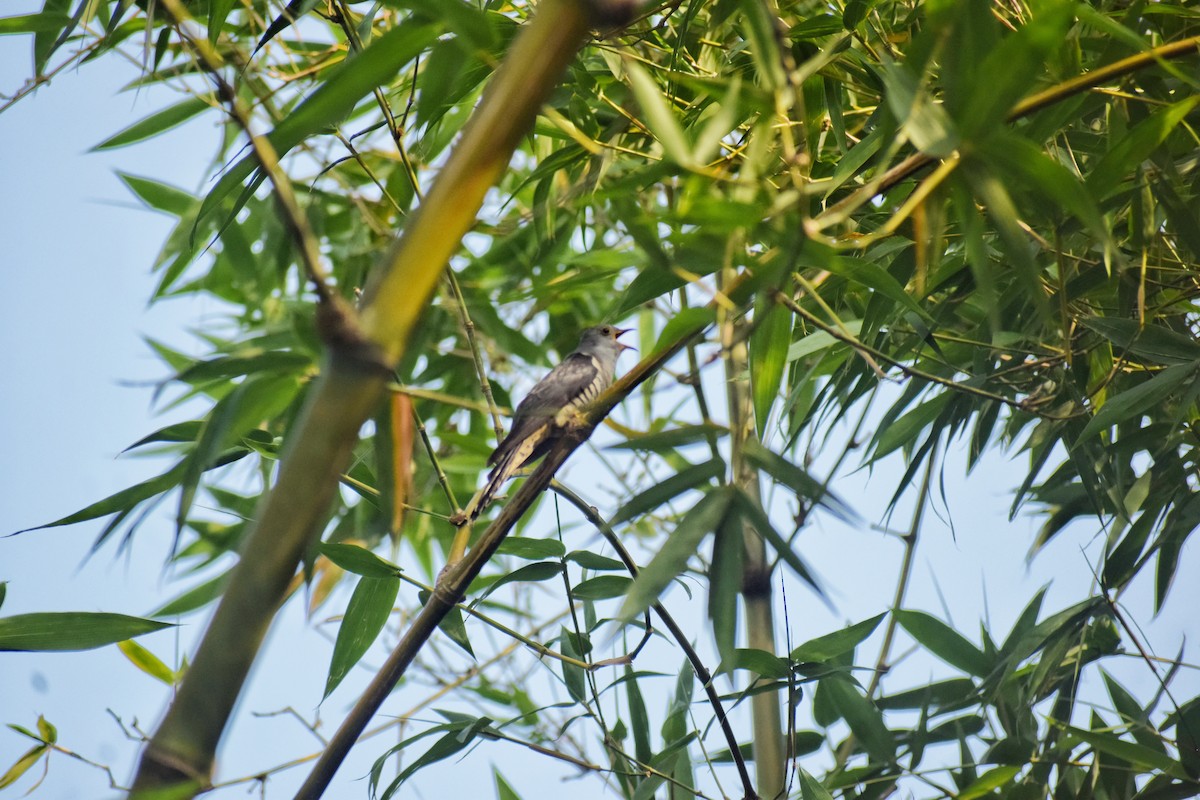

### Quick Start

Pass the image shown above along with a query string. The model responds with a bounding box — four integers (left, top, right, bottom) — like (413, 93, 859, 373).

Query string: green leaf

(473, 562, 563, 602)
(559, 626, 588, 702)
(324, 575, 400, 699)
(319, 542, 402, 578)
(496, 537, 565, 560)
(1175, 700, 1200, 780)
(877, 677, 977, 710)
(436, 603, 475, 659)
(151, 570, 231, 617)
(789, 14, 844, 40)
(822, 674, 895, 762)
(255, 0, 324, 52)
(798, 769, 835, 800)
(615, 488, 734, 626)
(737, 0, 786, 90)
(625, 665, 653, 765)
(955, 1, 1073, 137)
(751, 301, 793, 437)
(16, 462, 184, 533)
(610, 423, 726, 453)
(708, 510, 743, 662)
(975, 132, 1111, 251)
(198, 21, 439, 227)
(798, 247, 930, 322)
(623, 58, 696, 169)
(1081, 317, 1200, 366)
(610, 457, 725, 526)
(788, 323, 862, 362)
(1062, 725, 1186, 779)
(207, 0, 236, 45)
(1078, 363, 1196, 442)
(790, 613, 886, 662)
(380, 718, 493, 797)
(397, 0, 495, 51)
(0, 612, 172, 651)
(177, 373, 300, 528)
(894, 609, 993, 677)
(742, 439, 857, 521)
(872, 394, 950, 460)
(33, 0, 74, 74)
(119, 173, 196, 217)
(728, 647, 789, 679)
(122, 421, 203, 452)
(880, 60, 959, 158)
(1087, 96, 1200, 199)
(572, 575, 632, 601)
(493, 769, 524, 800)
(731, 487, 825, 594)
(958, 766, 1020, 800)
(93, 96, 213, 150)
(565, 551, 625, 571)
(0, 13, 70, 34)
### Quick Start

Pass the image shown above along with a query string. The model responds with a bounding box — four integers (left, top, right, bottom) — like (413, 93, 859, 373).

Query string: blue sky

(2, 12, 1198, 800)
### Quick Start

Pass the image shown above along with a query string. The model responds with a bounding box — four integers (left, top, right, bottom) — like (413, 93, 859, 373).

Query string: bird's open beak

(615, 327, 636, 353)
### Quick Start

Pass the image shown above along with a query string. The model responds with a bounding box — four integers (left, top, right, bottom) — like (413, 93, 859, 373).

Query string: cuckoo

(469, 325, 633, 519)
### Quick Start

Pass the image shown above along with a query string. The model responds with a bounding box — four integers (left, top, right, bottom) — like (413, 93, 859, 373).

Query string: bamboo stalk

(131, 0, 597, 793)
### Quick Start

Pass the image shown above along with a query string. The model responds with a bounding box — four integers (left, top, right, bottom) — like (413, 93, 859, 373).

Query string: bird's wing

(487, 352, 598, 467)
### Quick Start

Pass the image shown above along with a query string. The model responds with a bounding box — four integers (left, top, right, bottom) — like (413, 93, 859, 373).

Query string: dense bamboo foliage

(4, 0, 1200, 798)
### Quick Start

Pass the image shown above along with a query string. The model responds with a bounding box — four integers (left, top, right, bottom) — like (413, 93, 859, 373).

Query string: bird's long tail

(465, 424, 550, 521)
(468, 452, 520, 521)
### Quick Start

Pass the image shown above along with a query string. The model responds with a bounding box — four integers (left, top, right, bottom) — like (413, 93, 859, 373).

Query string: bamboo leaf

(790, 613, 886, 662)
(742, 439, 857, 522)
(751, 301, 793, 437)
(1081, 317, 1200, 366)
(496, 537, 565, 560)
(615, 489, 733, 626)
(0, 742, 48, 791)
(0, 13, 70, 33)
(93, 96, 213, 150)
(1087, 96, 1200, 199)
(624, 58, 696, 169)
(0, 612, 173, 651)
(319, 542, 402, 579)
(1078, 363, 1196, 442)
(1061, 725, 1186, 779)
(16, 462, 185, 533)
(118, 640, 179, 685)
(323, 575, 400, 699)
(894, 609, 993, 677)
(821, 674, 895, 763)
(610, 457, 725, 526)
(572, 575, 632, 601)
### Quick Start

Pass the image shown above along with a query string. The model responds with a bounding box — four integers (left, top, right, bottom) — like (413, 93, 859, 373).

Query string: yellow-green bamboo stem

(131, 0, 596, 794)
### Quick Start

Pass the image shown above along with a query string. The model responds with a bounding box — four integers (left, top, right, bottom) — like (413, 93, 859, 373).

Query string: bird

(468, 325, 633, 520)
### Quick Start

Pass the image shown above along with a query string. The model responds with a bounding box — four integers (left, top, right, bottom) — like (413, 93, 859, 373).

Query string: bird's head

(580, 325, 635, 356)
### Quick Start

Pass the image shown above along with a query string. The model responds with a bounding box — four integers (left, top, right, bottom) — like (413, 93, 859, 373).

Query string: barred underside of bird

(467, 325, 632, 521)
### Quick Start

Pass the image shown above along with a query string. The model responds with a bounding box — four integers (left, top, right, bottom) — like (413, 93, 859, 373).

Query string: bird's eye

(600, 326, 611, 335)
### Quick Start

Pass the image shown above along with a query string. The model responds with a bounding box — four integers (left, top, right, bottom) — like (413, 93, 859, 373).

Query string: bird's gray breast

(554, 355, 613, 424)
